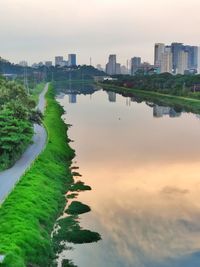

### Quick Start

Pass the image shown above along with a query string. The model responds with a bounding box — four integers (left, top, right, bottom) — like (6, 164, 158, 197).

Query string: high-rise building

(160, 47, 173, 74)
(171, 43, 184, 73)
(198, 47, 200, 74)
(106, 55, 117, 75)
(184, 45, 198, 70)
(177, 51, 188, 74)
(45, 61, 52, 67)
(68, 54, 76, 66)
(154, 43, 165, 67)
(55, 56, 63, 66)
(116, 63, 121, 75)
(121, 65, 129, 75)
(131, 57, 141, 75)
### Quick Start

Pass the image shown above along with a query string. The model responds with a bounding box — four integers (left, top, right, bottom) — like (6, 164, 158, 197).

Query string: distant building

(154, 43, 165, 68)
(106, 54, 117, 75)
(198, 47, 200, 74)
(59, 60, 68, 67)
(184, 45, 198, 70)
(68, 54, 76, 66)
(160, 47, 173, 73)
(131, 57, 141, 75)
(55, 56, 64, 66)
(171, 43, 184, 73)
(177, 51, 188, 74)
(19, 61, 28, 67)
(154, 42, 199, 74)
(121, 65, 129, 75)
(45, 61, 53, 67)
(116, 63, 121, 75)
(136, 62, 153, 75)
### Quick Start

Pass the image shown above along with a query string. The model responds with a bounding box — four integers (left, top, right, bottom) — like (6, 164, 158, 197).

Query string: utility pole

(126, 59, 129, 75)
(24, 66, 29, 94)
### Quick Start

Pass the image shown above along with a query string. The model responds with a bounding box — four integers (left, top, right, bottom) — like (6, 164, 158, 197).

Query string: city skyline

(1, 0, 200, 65)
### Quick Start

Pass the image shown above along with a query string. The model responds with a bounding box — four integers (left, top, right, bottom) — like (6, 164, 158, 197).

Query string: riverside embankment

(102, 83, 200, 114)
(0, 84, 75, 267)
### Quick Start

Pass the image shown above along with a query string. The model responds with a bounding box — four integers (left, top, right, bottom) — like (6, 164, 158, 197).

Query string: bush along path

(0, 83, 48, 203)
(0, 84, 101, 267)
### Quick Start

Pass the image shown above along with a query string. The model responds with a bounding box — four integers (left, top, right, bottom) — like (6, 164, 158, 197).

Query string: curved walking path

(0, 83, 49, 204)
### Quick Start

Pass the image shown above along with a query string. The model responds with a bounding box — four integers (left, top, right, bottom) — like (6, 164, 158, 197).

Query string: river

(57, 83, 200, 267)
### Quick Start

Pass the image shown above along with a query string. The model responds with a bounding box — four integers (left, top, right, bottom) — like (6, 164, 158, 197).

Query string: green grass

(0, 84, 75, 267)
(102, 84, 200, 114)
(65, 201, 91, 215)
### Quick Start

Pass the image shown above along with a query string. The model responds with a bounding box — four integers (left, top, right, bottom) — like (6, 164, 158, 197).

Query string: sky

(0, 0, 200, 66)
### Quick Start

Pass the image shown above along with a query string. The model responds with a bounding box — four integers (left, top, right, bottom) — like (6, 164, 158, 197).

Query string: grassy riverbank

(0, 84, 75, 267)
(102, 84, 200, 114)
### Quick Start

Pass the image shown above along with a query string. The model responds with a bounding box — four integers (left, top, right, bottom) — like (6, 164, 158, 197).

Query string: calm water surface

(57, 87, 200, 267)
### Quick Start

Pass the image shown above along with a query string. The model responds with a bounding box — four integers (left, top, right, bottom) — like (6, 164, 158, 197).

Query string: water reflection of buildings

(153, 105, 181, 118)
(107, 92, 116, 102)
(68, 94, 77, 104)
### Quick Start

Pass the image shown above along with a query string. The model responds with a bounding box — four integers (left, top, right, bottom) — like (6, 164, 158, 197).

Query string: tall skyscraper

(198, 47, 200, 74)
(160, 47, 173, 74)
(154, 43, 165, 67)
(171, 43, 184, 73)
(68, 54, 77, 66)
(184, 45, 198, 70)
(131, 57, 141, 75)
(177, 51, 188, 74)
(154, 42, 199, 74)
(116, 63, 121, 75)
(106, 55, 117, 75)
(55, 56, 63, 66)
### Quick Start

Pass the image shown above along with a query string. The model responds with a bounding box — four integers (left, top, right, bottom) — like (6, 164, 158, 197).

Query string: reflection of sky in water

(58, 89, 200, 267)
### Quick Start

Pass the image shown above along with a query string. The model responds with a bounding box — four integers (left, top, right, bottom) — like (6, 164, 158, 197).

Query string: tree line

(0, 77, 42, 170)
(106, 73, 200, 97)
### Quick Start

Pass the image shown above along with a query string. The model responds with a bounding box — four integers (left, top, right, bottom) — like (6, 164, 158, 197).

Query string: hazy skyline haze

(0, 0, 200, 66)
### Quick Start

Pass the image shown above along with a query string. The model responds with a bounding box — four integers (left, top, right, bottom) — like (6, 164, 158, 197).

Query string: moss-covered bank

(102, 84, 200, 114)
(0, 84, 75, 267)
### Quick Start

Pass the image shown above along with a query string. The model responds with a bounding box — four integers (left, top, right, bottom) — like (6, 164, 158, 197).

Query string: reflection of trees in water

(54, 81, 98, 96)
(105, 89, 184, 118)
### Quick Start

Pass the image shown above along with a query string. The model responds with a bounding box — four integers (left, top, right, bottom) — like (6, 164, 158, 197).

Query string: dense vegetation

(50, 65, 105, 82)
(0, 78, 42, 170)
(107, 73, 200, 97)
(0, 84, 75, 267)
